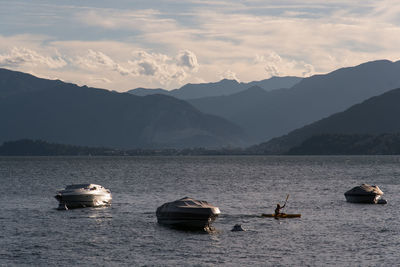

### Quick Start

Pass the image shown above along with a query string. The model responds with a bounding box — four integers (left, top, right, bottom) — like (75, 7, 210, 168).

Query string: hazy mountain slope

(189, 86, 275, 143)
(246, 76, 302, 91)
(126, 87, 169, 96)
(0, 69, 247, 148)
(287, 133, 400, 155)
(0, 68, 65, 97)
(251, 87, 400, 154)
(127, 76, 302, 99)
(189, 60, 400, 143)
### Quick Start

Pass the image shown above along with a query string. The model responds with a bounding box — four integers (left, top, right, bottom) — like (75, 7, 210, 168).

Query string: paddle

(283, 194, 289, 207)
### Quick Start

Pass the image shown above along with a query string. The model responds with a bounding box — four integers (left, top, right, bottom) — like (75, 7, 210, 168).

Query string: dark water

(1, 156, 400, 266)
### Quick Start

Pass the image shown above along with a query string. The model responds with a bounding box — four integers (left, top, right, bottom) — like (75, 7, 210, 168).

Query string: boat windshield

(65, 184, 92, 189)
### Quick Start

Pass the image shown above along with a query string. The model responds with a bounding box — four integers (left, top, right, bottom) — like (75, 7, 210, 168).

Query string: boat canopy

(167, 197, 215, 208)
(345, 184, 383, 196)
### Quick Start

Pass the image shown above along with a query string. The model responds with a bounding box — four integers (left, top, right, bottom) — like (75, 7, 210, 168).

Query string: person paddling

(274, 203, 286, 216)
(274, 195, 289, 216)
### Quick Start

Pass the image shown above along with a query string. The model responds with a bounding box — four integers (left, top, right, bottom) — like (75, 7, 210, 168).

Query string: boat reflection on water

(55, 184, 112, 210)
(156, 197, 220, 231)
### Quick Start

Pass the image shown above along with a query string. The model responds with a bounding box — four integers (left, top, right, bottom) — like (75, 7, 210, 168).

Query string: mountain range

(0, 68, 247, 149)
(251, 86, 400, 154)
(189, 60, 400, 143)
(127, 76, 302, 99)
(2, 59, 400, 151)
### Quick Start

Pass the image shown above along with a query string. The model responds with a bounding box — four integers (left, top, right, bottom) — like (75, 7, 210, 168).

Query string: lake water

(1, 156, 400, 266)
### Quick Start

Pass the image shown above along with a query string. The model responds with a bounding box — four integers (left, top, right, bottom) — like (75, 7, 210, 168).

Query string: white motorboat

(156, 197, 220, 230)
(344, 184, 385, 204)
(55, 184, 112, 209)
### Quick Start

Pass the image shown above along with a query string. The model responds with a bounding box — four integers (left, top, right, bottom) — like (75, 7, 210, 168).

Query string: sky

(0, 0, 399, 92)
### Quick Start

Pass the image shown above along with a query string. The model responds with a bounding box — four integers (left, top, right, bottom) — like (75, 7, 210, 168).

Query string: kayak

(261, 213, 301, 218)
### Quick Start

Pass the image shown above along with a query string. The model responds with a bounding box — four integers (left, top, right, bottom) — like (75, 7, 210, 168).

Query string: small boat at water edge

(261, 213, 301, 218)
(55, 184, 112, 210)
(156, 197, 220, 230)
(344, 184, 386, 204)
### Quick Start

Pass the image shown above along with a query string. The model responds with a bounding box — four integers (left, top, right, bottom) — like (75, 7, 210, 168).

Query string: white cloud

(88, 76, 112, 84)
(255, 52, 315, 77)
(75, 49, 131, 76)
(128, 50, 199, 86)
(1, 1, 400, 90)
(219, 70, 240, 82)
(0, 39, 203, 90)
(0, 47, 67, 69)
(176, 50, 199, 71)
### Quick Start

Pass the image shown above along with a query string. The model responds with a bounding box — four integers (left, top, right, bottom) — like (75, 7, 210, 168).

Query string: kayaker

(274, 203, 286, 216)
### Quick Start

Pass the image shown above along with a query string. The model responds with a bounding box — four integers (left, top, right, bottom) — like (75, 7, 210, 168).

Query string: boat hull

(156, 207, 220, 230)
(55, 193, 112, 209)
(261, 213, 301, 218)
(157, 212, 219, 230)
(344, 194, 380, 204)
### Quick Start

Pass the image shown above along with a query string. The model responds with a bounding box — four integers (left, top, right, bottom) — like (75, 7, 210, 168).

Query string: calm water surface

(1, 156, 400, 266)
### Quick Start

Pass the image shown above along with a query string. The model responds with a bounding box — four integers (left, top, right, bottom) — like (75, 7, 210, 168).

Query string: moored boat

(156, 197, 220, 230)
(344, 184, 385, 204)
(55, 184, 112, 209)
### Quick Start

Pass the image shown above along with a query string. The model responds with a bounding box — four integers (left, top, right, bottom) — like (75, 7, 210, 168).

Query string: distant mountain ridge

(127, 87, 167, 96)
(0, 139, 250, 156)
(3, 59, 400, 151)
(189, 59, 400, 143)
(127, 76, 302, 99)
(0, 68, 248, 149)
(251, 86, 400, 154)
(287, 133, 400, 155)
(0, 139, 116, 156)
(0, 68, 65, 98)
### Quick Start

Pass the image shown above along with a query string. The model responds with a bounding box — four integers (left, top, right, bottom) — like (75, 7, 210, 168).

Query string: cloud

(176, 50, 199, 71)
(0, 37, 203, 90)
(88, 76, 112, 84)
(75, 49, 131, 76)
(255, 52, 315, 77)
(0, 47, 67, 69)
(219, 70, 240, 82)
(122, 1, 400, 81)
(2, 1, 400, 90)
(128, 50, 199, 85)
(138, 61, 158, 76)
(77, 9, 178, 33)
(51, 48, 201, 88)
